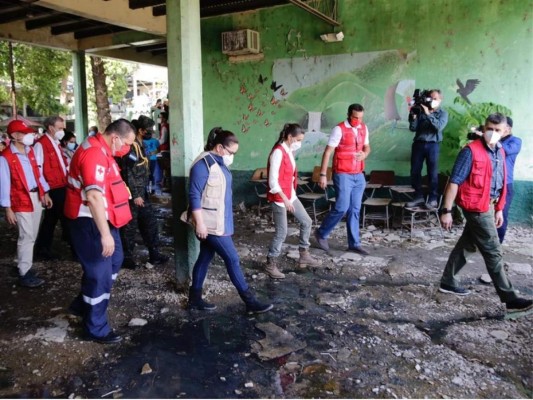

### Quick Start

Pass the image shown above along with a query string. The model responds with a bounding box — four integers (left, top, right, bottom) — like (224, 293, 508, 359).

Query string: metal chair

(361, 170, 395, 229)
(298, 166, 332, 225)
(250, 167, 269, 216)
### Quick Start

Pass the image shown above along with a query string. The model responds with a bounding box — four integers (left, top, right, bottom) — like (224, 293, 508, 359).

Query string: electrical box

(221, 29, 260, 55)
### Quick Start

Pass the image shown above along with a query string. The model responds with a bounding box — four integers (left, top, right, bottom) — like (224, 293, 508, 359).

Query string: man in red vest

(65, 119, 136, 344)
(33, 116, 69, 260)
(0, 120, 52, 288)
(314, 104, 371, 255)
(439, 113, 532, 314)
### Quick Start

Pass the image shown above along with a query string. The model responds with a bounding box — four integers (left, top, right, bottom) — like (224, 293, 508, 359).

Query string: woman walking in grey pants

(265, 123, 321, 279)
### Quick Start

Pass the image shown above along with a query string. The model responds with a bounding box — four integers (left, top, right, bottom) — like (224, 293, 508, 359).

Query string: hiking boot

(406, 197, 425, 208)
(506, 298, 533, 313)
(149, 248, 169, 265)
(239, 289, 273, 314)
(188, 287, 217, 311)
(19, 270, 45, 288)
(348, 246, 369, 256)
(314, 229, 329, 251)
(266, 257, 285, 279)
(438, 283, 470, 296)
(298, 248, 321, 268)
(122, 257, 139, 270)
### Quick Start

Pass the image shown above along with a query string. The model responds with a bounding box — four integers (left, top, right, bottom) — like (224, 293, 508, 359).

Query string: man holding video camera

(406, 89, 448, 208)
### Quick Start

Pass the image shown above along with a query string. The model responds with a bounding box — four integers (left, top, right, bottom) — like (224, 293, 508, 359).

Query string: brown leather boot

(266, 257, 285, 279)
(298, 248, 322, 268)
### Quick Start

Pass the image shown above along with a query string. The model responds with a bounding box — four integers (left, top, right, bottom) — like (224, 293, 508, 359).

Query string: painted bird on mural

(456, 78, 481, 104)
(258, 74, 268, 84)
(270, 81, 282, 92)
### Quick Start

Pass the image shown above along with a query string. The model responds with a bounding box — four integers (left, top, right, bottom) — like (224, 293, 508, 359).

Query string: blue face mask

(67, 142, 77, 151)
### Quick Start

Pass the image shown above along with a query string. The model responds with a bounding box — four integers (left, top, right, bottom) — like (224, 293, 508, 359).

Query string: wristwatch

(440, 208, 452, 214)
(320, 173, 327, 177)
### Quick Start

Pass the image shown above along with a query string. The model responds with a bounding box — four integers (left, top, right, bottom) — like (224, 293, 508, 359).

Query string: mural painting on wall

(269, 49, 420, 173)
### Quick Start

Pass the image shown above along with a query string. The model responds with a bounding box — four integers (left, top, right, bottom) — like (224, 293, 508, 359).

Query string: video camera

(408, 89, 433, 123)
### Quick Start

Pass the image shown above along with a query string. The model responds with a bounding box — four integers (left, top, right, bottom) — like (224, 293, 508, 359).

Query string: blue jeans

(191, 235, 249, 293)
(411, 141, 440, 201)
(317, 172, 366, 248)
(497, 183, 514, 243)
(70, 218, 123, 338)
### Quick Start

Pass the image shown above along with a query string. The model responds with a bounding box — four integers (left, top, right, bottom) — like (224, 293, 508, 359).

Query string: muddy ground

(0, 195, 532, 399)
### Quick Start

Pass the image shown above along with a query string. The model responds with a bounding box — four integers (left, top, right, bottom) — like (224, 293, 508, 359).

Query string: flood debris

(128, 318, 148, 327)
(140, 363, 152, 375)
(251, 322, 306, 361)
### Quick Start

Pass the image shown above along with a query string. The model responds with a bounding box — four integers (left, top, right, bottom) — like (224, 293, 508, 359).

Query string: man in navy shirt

(496, 117, 521, 243)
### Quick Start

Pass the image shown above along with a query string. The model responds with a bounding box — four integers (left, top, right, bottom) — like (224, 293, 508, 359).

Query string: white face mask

(430, 100, 440, 109)
(290, 141, 302, 151)
(21, 134, 35, 146)
(484, 130, 501, 145)
(54, 129, 65, 141)
(222, 154, 234, 166)
(67, 142, 77, 151)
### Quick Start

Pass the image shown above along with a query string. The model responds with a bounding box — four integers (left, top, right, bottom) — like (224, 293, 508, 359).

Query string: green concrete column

(166, 0, 204, 284)
(71, 51, 88, 139)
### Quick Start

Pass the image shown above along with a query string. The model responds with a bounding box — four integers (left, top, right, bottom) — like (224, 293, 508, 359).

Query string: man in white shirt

(314, 104, 371, 255)
(33, 116, 70, 260)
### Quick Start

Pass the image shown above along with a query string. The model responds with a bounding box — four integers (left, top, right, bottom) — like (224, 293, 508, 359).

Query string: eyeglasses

(223, 146, 236, 156)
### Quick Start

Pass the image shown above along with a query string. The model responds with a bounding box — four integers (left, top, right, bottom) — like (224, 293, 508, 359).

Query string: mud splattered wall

(197, 0, 533, 221)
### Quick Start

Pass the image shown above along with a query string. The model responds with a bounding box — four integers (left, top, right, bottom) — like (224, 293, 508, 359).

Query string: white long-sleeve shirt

(268, 142, 297, 208)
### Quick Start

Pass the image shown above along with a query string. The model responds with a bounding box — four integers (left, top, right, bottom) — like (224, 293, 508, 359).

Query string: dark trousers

(70, 217, 123, 338)
(440, 208, 518, 303)
(35, 186, 70, 252)
(191, 235, 249, 293)
(497, 183, 514, 243)
(120, 192, 159, 258)
(410, 141, 440, 201)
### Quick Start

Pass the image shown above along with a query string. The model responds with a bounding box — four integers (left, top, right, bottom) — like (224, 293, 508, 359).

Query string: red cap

(7, 120, 36, 135)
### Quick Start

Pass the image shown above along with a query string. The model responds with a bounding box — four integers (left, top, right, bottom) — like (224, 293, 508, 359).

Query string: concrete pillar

(166, 0, 204, 284)
(71, 51, 88, 139)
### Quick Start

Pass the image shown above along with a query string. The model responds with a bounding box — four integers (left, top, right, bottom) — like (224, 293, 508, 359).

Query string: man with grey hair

(34, 115, 70, 260)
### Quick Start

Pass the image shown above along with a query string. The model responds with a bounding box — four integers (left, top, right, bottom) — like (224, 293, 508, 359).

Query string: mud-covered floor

(0, 195, 532, 399)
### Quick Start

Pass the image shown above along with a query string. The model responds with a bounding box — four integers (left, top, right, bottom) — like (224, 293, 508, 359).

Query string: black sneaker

(19, 270, 45, 288)
(314, 229, 329, 251)
(406, 197, 425, 208)
(438, 283, 470, 296)
(348, 246, 369, 256)
(122, 257, 139, 270)
(149, 251, 169, 265)
(506, 298, 533, 313)
(83, 331, 123, 344)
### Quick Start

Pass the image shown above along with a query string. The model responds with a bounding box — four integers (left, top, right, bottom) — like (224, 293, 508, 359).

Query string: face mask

(89, 130, 96, 136)
(349, 118, 361, 127)
(290, 141, 302, 151)
(67, 142, 77, 151)
(430, 100, 440, 109)
(113, 137, 131, 157)
(21, 134, 35, 146)
(483, 130, 501, 145)
(54, 129, 65, 141)
(222, 154, 234, 166)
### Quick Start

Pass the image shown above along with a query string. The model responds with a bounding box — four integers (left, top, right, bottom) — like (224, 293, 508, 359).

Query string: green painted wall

(189, 0, 533, 222)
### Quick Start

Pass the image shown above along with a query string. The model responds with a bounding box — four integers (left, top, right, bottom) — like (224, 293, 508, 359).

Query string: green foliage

(0, 41, 70, 115)
(85, 56, 136, 124)
(442, 96, 512, 151)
